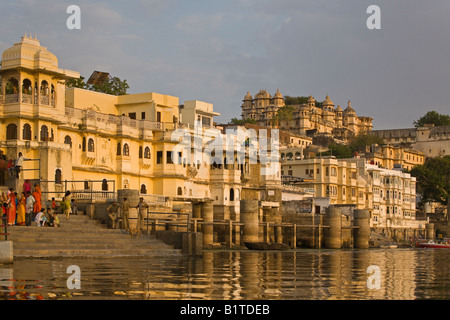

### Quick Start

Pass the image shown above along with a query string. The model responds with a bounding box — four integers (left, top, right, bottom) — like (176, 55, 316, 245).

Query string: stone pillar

(426, 223, 435, 240)
(192, 202, 202, 219)
(324, 206, 342, 249)
(201, 201, 214, 246)
(182, 232, 203, 256)
(0, 241, 13, 264)
(264, 207, 281, 243)
(353, 210, 370, 249)
(240, 200, 259, 244)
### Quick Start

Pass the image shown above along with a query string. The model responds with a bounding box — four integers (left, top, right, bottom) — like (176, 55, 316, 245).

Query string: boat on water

(380, 244, 398, 249)
(416, 238, 450, 249)
(244, 242, 290, 251)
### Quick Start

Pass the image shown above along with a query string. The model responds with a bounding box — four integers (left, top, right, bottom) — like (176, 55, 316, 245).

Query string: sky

(1, 0, 450, 129)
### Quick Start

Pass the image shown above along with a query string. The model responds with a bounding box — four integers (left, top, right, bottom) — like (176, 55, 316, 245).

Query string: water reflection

(1, 249, 449, 300)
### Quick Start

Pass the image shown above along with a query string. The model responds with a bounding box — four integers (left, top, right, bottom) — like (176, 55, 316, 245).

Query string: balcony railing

(22, 94, 33, 104)
(5, 94, 19, 104)
(40, 96, 49, 105)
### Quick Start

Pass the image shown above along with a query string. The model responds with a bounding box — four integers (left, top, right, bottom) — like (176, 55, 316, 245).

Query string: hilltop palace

(241, 89, 373, 140)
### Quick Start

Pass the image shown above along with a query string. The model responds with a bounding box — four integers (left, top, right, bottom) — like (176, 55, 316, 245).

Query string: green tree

(272, 105, 295, 125)
(410, 156, 450, 207)
(66, 75, 129, 96)
(348, 134, 384, 154)
(284, 96, 310, 105)
(321, 143, 353, 159)
(413, 111, 450, 128)
(230, 118, 257, 125)
(66, 76, 89, 90)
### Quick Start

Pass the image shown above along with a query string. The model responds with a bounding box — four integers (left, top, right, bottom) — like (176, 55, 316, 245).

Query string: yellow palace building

(0, 35, 220, 202)
(0, 35, 282, 226)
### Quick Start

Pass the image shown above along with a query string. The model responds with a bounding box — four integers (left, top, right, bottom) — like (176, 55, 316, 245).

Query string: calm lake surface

(1, 248, 449, 300)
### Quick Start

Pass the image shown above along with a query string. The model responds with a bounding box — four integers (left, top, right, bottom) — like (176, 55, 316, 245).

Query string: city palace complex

(1, 35, 449, 248)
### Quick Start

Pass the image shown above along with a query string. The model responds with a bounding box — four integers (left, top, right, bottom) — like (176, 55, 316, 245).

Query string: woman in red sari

(7, 190, 16, 225)
(32, 184, 42, 215)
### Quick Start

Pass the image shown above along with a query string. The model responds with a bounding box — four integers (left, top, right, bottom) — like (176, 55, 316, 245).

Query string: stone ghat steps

(8, 214, 181, 258)
(12, 242, 170, 250)
(13, 248, 181, 258)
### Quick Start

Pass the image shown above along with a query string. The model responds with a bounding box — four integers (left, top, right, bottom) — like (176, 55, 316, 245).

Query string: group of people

(1, 181, 42, 226)
(0, 151, 27, 185)
(0, 180, 77, 227)
(107, 197, 149, 231)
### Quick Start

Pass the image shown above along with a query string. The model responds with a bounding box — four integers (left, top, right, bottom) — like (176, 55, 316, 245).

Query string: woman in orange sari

(16, 192, 26, 226)
(32, 184, 42, 216)
(7, 190, 16, 225)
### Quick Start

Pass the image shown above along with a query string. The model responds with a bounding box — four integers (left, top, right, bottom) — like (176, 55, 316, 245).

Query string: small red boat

(417, 239, 450, 249)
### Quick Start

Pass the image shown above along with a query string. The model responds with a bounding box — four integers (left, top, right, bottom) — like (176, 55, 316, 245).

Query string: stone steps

(8, 212, 181, 258)
(13, 248, 180, 258)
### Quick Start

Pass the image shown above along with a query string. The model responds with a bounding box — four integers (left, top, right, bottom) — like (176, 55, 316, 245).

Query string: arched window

(40, 125, 49, 141)
(123, 143, 129, 156)
(230, 188, 235, 201)
(55, 169, 62, 184)
(88, 138, 95, 152)
(117, 142, 121, 156)
(6, 124, 17, 140)
(64, 135, 72, 148)
(144, 147, 151, 159)
(140, 184, 147, 194)
(23, 124, 32, 141)
(22, 79, 32, 95)
(139, 146, 143, 159)
(6, 123, 17, 140)
(5, 78, 18, 95)
(177, 187, 183, 196)
(102, 179, 108, 191)
(40, 80, 49, 96)
(82, 137, 86, 152)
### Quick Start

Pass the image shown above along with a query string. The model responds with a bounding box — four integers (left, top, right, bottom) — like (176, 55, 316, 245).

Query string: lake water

(1, 248, 449, 300)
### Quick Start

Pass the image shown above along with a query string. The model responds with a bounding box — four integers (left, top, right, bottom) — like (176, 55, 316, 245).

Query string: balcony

(5, 94, 19, 104)
(82, 150, 96, 162)
(139, 157, 152, 168)
(40, 96, 49, 105)
(22, 94, 33, 104)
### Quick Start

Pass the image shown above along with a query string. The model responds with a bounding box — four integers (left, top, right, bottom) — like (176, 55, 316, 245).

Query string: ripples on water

(1, 249, 449, 300)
